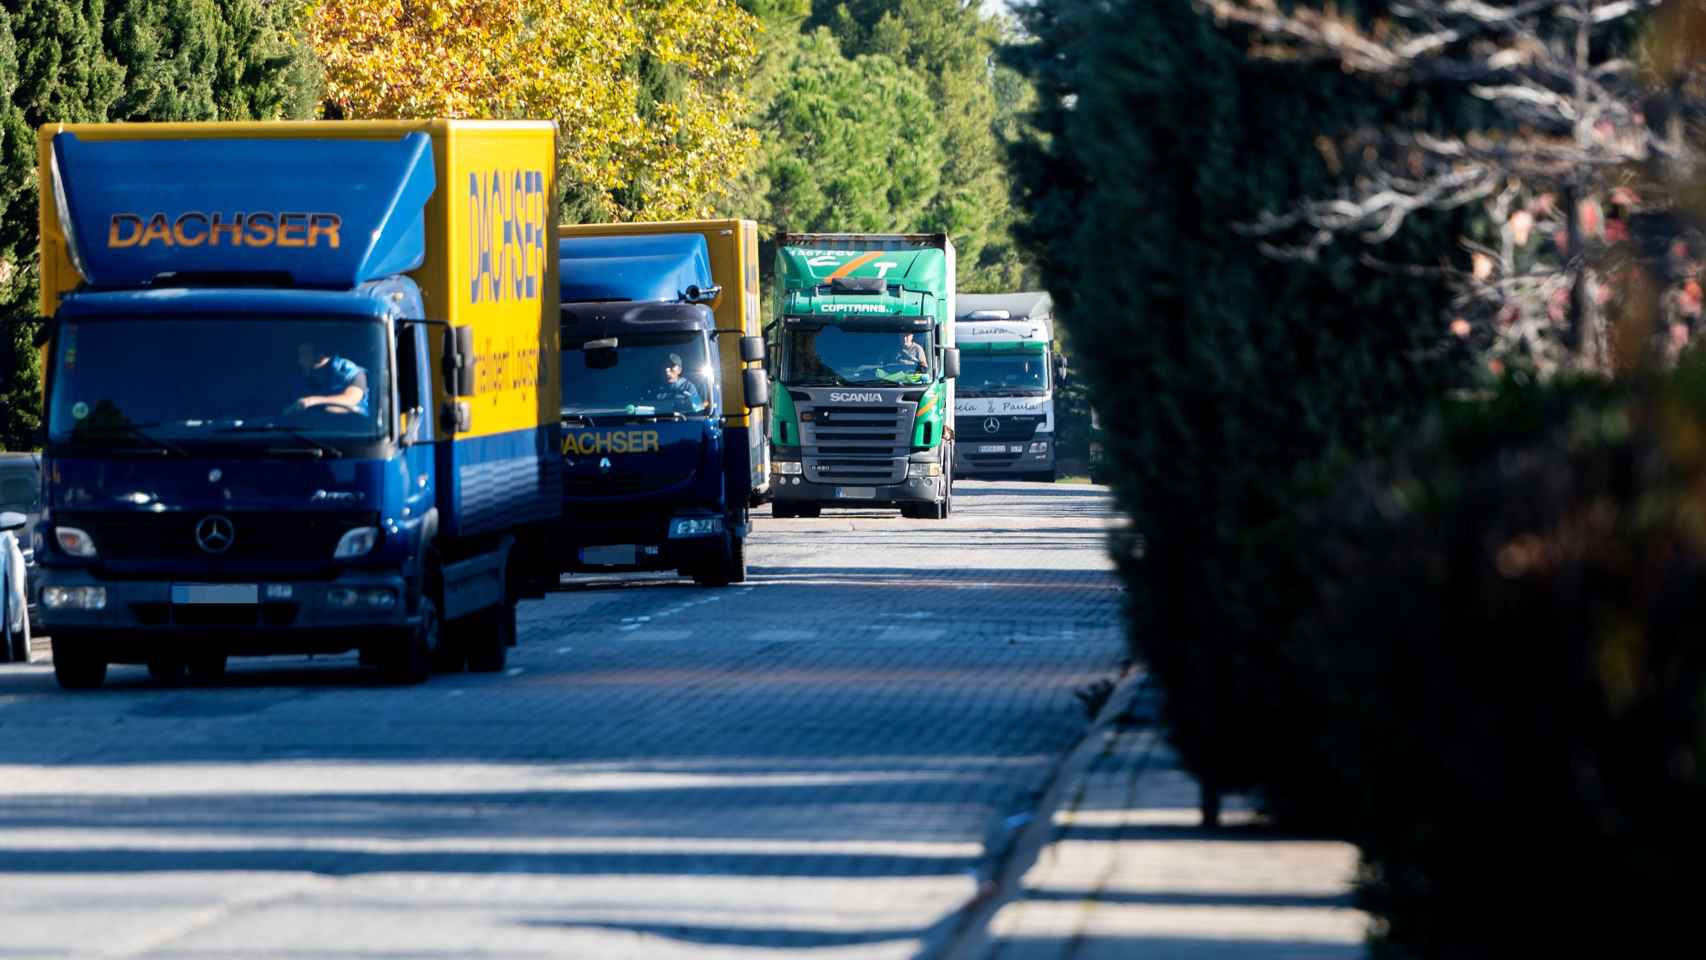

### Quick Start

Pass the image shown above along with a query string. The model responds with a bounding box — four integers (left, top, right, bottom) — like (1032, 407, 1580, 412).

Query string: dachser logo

(562, 431, 661, 456)
(108, 212, 342, 249)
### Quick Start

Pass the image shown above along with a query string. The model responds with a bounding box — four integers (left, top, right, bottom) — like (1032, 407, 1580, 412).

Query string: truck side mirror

(742, 368, 770, 409)
(442, 325, 477, 397)
(943, 348, 960, 380)
(740, 335, 765, 364)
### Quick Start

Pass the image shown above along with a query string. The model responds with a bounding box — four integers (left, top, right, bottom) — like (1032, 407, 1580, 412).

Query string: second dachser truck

(555, 220, 769, 585)
(33, 120, 561, 689)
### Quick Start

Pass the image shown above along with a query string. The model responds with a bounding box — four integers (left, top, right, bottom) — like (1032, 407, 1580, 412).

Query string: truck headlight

(907, 463, 943, 479)
(42, 586, 106, 610)
(775, 461, 803, 476)
(1029, 441, 1050, 454)
(333, 526, 379, 559)
(55, 527, 97, 558)
(669, 516, 725, 538)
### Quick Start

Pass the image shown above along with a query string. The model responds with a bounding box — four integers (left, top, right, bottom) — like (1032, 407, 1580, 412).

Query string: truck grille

(956, 414, 1044, 442)
(58, 510, 376, 576)
(804, 458, 906, 485)
(805, 406, 909, 451)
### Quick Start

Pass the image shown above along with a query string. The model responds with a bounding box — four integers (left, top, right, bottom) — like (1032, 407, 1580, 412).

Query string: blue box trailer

(556, 231, 769, 585)
(32, 120, 562, 689)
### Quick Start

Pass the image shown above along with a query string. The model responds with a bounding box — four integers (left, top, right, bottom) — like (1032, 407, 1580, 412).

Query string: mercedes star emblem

(207, 468, 223, 483)
(195, 515, 235, 555)
(983, 417, 1000, 435)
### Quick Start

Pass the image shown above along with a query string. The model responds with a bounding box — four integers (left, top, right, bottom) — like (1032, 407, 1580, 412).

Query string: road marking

(626, 629, 693, 642)
(877, 627, 947, 642)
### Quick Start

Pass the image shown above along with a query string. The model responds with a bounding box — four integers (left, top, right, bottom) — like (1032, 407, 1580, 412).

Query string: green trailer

(767, 234, 959, 518)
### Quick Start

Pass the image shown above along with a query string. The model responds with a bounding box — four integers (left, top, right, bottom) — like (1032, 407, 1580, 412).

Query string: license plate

(171, 583, 258, 605)
(581, 544, 637, 566)
(835, 486, 876, 499)
(978, 444, 1007, 453)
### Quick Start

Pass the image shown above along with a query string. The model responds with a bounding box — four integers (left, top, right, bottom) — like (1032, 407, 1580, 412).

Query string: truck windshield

(781, 322, 933, 386)
(47, 317, 389, 446)
(958, 351, 1050, 397)
(562, 333, 712, 418)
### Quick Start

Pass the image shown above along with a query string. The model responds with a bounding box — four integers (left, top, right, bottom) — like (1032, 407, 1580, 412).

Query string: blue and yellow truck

(767, 233, 958, 518)
(32, 120, 562, 689)
(555, 220, 768, 585)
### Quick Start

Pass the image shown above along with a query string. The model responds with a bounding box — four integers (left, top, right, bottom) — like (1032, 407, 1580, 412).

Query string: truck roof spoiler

(777, 232, 948, 250)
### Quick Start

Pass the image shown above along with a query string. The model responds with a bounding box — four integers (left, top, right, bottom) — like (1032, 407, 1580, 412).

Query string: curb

(915, 665, 1155, 960)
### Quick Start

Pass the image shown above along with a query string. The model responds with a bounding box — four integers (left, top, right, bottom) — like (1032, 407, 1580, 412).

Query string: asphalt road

(0, 480, 1124, 959)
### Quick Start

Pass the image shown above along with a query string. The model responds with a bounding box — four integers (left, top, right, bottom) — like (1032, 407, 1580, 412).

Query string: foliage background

(0, 0, 1034, 447)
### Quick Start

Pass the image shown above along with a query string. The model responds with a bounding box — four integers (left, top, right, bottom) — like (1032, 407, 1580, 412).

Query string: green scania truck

(767, 233, 959, 519)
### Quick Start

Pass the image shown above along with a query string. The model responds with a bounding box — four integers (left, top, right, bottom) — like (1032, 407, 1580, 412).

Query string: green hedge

(1291, 369, 1706, 956)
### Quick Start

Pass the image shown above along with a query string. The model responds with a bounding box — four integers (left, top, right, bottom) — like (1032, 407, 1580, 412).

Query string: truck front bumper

(954, 437, 1055, 477)
(553, 507, 735, 574)
(769, 473, 947, 508)
(37, 568, 416, 659)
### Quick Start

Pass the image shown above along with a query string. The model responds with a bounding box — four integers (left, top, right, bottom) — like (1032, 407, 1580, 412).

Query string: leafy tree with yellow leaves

(306, 0, 760, 223)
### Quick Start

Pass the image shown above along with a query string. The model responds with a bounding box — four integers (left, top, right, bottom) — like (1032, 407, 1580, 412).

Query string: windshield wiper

(214, 423, 344, 459)
(789, 377, 849, 387)
(72, 421, 188, 457)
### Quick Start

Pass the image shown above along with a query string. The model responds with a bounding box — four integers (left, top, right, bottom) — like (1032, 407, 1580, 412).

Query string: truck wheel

(727, 535, 747, 584)
(147, 655, 188, 685)
(693, 534, 745, 587)
(52, 633, 108, 690)
(772, 502, 795, 519)
(384, 594, 439, 685)
(188, 653, 228, 683)
(796, 504, 821, 519)
(466, 601, 513, 673)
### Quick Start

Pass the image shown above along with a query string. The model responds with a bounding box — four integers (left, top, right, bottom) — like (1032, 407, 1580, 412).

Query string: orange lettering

(173, 213, 207, 247)
(276, 213, 307, 248)
(308, 214, 341, 249)
(245, 212, 276, 247)
(140, 214, 173, 247)
(209, 213, 244, 247)
(108, 214, 143, 248)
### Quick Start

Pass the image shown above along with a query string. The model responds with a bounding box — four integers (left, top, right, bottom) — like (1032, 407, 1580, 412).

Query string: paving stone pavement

(0, 480, 1124, 959)
(958, 686, 1370, 960)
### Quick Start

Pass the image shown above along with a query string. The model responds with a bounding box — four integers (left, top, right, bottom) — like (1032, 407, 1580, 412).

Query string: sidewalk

(943, 678, 1369, 960)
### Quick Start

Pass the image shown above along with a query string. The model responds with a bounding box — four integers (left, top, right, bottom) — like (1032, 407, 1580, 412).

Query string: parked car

(2, 509, 27, 662)
(0, 452, 41, 650)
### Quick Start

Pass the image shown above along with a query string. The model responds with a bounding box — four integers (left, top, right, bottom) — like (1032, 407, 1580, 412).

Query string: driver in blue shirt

(656, 352, 703, 413)
(290, 340, 369, 416)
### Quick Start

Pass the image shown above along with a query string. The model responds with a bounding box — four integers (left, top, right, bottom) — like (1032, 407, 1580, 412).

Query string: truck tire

(692, 528, 747, 589)
(52, 633, 108, 690)
(147, 655, 188, 685)
(187, 653, 228, 683)
(693, 533, 745, 587)
(384, 594, 439, 685)
(796, 504, 821, 519)
(772, 502, 795, 519)
(465, 600, 513, 673)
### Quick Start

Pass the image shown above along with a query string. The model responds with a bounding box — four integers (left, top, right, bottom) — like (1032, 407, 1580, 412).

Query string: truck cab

(31, 121, 561, 689)
(768, 234, 959, 519)
(952, 292, 1058, 482)
(556, 231, 768, 585)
